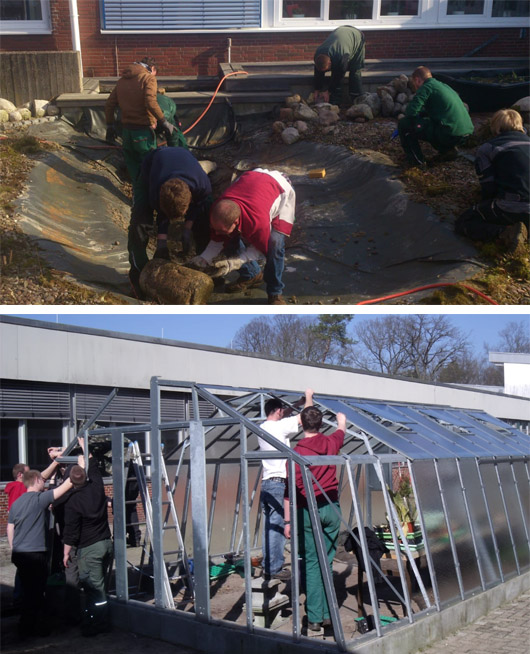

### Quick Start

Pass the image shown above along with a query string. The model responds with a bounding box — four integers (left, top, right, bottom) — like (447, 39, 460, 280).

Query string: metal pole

(111, 429, 128, 601)
(240, 423, 254, 631)
(149, 377, 166, 608)
(287, 458, 301, 642)
(493, 461, 520, 575)
(510, 462, 530, 546)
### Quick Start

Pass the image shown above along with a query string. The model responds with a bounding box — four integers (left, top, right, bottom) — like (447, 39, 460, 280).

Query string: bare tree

(489, 320, 530, 353)
(351, 315, 470, 380)
(232, 317, 274, 353)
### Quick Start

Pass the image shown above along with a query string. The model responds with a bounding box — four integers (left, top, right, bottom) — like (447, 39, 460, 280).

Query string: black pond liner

(435, 68, 530, 112)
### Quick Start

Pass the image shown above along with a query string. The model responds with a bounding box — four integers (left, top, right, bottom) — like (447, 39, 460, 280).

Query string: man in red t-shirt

(284, 407, 346, 633)
(5, 463, 29, 509)
(189, 168, 296, 305)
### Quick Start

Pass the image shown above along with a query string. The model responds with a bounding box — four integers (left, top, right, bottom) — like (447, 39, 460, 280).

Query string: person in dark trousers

(7, 469, 73, 638)
(104, 56, 175, 203)
(128, 146, 213, 298)
(189, 168, 296, 305)
(398, 66, 474, 167)
(313, 26, 365, 105)
(284, 408, 346, 632)
(63, 440, 113, 637)
(258, 389, 313, 580)
(455, 108, 529, 251)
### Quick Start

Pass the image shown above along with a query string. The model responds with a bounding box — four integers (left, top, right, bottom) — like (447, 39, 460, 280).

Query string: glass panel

(0, 419, 20, 481)
(283, 1, 321, 18)
(447, 0, 484, 14)
(498, 463, 529, 570)
(480, 463, 517, 577)
(0, 0, 42, 20)
(512, 461, 530, 535)
(437, 459, 481, 595)
(27, 419, 64, 471)
(380, 0, 419, 16)
(412, 460, 460, 606)
(329, 0, 374, 19)
(492, 0, 529, 17)
(458, 459, 500, 586)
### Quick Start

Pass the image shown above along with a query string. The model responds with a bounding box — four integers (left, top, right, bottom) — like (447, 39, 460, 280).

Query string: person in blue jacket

(455, 108, 529, 251)
(128, 147, 212, 299)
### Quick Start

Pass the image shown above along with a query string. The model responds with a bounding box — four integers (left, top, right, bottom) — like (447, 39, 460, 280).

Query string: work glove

(187, 255, 209, 270)
(181, 228, 193, 255)
(105, 125, 117, 143)
(209, 245, 264, 278)
(157, 118, 175, 140)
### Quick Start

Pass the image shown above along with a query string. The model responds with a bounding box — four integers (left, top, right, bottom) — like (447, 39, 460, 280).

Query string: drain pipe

(68, 0, 83, 74)
(227, 38, 232, 64)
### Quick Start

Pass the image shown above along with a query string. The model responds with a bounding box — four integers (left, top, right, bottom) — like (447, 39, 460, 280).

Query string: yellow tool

(308, 168, 326, 178)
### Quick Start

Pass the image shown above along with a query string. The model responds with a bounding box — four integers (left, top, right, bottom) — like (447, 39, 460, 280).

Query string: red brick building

(1, 0, 528, 78)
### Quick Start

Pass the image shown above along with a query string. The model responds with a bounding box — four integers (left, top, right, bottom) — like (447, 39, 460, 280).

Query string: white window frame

(269, 0, 528, 29)
(0, 0, 52, 35)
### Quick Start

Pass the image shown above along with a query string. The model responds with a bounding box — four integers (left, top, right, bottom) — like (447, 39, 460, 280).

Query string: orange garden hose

(356, 283, 498, 305)
(182, 70, 248, 135)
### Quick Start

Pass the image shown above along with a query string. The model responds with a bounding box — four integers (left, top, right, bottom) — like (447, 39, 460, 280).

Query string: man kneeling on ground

(455, 108, 529, 252)
(189, 168, 296, 305)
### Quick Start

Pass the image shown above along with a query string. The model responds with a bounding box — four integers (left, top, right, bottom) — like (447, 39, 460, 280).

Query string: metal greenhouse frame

(66, 379, 529, 653)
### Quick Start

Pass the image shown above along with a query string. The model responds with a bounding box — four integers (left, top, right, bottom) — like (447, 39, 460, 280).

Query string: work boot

(268, 294, 286, 305)
(429, 148, 459, 165)
(307, 622, 323, 632)
(128, 269, 145, 301)
(264, 567, 291, 581)
(225, 272, 264, 293)
(499, 222, 529, 255)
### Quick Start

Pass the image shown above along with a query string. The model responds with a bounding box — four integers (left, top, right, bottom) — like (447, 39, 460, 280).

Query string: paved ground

(413, 589, 530, 654)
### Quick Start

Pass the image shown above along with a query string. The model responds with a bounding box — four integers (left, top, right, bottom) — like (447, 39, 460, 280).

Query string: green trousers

(78, 538, 113, 632)
(121, 127, 157, 203)
(398, 115, 468, 165)
(299, 502, 341, 624)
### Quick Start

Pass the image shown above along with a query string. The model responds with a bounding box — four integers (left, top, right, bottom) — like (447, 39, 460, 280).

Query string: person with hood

(398, 66, 474, 167)
(128, 146, 212, 298)
(313, 26, 365, 105)
(455, 108, 529, 251)
(189, 168, 296, 305)
(104, 56, 175, 202)
(284, 408, 346, 633)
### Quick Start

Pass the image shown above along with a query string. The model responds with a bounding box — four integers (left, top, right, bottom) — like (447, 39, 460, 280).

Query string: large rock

(396, 92, 408, 104)
(292, 103, 318, 122)
(18, 108, 32, 120)
(379, 91, 395, 117)
(318, 109, 339, 126)
(279, 107, 294, 121)
(345, 103, 373, 121)
(46, 104, 60, 116)
(294, 120, 309, 133)
(139, 259, 213, 304)
(285, 94, 302, 107)
(31, 99, 49, 117)
(281, 127, 300, 144)
(355, 92, 381, 117)
(9, 110, 22, 122)
(0, 110, 8, 123)
(377, 84, 396, 99)
(0, 98, 16, 112)
(391, 74, 409, 94)
(512, 96, 530, 123)
(272, 120, 286, 133)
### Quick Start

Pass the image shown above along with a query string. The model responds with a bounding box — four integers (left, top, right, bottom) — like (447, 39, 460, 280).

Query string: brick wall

(0, 481, 147, 537)
(0, 0, 526, 77)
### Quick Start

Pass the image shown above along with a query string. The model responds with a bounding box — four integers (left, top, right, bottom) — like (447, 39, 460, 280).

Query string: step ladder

(129, 441, 194, 608)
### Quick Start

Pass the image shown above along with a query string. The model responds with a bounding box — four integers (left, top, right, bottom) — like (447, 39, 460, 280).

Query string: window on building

(0, 420, 19, 482)
(380, 0, 419, 16)
(492, 0, 529, 17)
(328, 1, 374, 20)
(0, 0, 51, 33)
(100, 0, 261, 30)
(446, 0, 484, 14)
(27, 420, 64, 472)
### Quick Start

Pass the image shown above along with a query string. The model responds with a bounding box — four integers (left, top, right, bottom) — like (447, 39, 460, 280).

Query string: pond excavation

(14, 115, 483, 305)
(58, 382, 529, 654)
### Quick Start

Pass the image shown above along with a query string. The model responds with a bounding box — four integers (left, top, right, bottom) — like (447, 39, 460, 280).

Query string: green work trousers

(121, 127, 157, 203)
(398, 115, 468, 165)
(78, 538, 113, 632)
(299, 501, 341, 624)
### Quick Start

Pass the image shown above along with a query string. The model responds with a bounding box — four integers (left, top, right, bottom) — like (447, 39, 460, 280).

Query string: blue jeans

(260, 478, 286, 575)
(239, 229, 286, 296)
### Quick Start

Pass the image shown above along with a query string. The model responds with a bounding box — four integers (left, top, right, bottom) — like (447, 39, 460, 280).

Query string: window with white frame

(100, 0, 261, 31)
(0, 0, 52, 34)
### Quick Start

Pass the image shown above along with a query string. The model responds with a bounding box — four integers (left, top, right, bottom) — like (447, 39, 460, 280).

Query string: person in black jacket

(455, 109, 529, 251)
(128, 147, 213, 299)
(63, 442, 112, 637)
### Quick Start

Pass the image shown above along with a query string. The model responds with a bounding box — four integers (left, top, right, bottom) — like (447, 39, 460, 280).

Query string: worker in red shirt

(189, 168, 296, 305)
(5, 463, 29, 510)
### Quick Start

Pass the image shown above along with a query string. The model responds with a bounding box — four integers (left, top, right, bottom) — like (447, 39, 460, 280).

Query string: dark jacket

(139, 147, 212, 225)
(63, 457, 111, 550)
(405, 77, 474, 137)
(105, 63, 164, 128)
(475, 130, 530, 206)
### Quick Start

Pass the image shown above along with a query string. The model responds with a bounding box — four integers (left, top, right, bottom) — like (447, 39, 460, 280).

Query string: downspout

(69, 0, 83, 74)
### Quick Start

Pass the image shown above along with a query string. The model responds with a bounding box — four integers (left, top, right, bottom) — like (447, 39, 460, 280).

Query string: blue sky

(6, 310, 529, 355)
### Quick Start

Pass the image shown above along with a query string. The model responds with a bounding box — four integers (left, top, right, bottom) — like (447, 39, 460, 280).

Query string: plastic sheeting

(17, 108, 484, 304)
